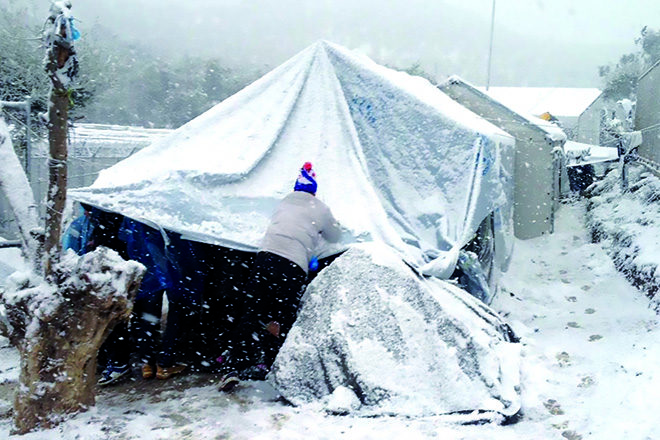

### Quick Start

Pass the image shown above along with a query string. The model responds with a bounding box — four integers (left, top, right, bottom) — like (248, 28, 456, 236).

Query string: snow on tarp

(269, 243, 521, 419)
(70, 41, 515, 277)
(564, 140, 619, 167)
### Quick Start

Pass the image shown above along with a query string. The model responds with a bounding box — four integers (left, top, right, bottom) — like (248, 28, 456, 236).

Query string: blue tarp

(63, 208, 205, 303)
(118, 218, 174, 299)
(62, 207, 97, 255)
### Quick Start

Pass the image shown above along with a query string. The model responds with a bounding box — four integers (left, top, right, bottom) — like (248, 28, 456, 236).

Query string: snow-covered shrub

(586, 167, 660, 311)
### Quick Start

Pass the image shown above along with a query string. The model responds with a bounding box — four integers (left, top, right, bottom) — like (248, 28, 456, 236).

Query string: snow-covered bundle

(269, 243, 521, 421)
(587, 167, 660, 311)
(43, 0, 79, 89)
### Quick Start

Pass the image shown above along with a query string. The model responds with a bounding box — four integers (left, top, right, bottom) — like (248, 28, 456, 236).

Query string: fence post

(617, 137, 628, 191)
(25, 97, 32, 180)
(551, 146, 564, 234)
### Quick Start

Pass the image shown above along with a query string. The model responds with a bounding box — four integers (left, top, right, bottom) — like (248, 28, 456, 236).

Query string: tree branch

(0, 115, 41, 270)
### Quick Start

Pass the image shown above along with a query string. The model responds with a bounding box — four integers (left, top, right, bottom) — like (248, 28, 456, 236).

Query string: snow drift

(269, 243, 521, 419)
(587, 167, 660, 311)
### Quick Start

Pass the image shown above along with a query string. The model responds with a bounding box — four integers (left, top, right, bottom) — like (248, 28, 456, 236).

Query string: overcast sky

(15, 0, 660, 87)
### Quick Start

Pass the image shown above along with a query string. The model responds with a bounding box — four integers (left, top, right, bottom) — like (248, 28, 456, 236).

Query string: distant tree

(598, 53, 645, 101)
(0, 6, 49, 107)
(0, 5, 51, 157)
(82, 48, 255, 128)
(599, 26, 660, 101)
(0, 3, 113, 156)
(639, 26, 660, 66)
(390, 61, 436, 84)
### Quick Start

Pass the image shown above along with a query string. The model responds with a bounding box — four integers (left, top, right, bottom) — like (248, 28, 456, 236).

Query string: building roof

(477, 86, 602, 118)
(33, 123, 173, 158)
(443, 76, 567, 142)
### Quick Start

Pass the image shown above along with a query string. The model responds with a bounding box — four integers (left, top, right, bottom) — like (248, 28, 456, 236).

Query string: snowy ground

(1, 201, 659, 439)
(0, 242, 27, 290)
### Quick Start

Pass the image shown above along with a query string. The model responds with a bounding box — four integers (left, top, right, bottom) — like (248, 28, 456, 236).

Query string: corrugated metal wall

(636, 61, 660, 165)
(577, 95, 606, 145)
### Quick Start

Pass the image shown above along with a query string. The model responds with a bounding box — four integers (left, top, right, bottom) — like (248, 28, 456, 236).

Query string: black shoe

(98, 364, 130, 386)
(239, 363, 269, 381)
(218, 371, 240, 392)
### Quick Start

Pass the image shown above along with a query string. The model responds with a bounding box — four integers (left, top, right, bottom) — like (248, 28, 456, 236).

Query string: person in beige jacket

(219, 162, 342, 391)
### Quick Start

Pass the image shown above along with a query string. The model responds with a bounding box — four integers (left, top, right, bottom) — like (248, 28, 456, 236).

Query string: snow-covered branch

(43, 1, 79, 90)
(0, 114, 40, 268)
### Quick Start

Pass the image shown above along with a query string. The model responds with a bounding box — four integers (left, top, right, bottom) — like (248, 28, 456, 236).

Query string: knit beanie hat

(293, 162, 318, 194)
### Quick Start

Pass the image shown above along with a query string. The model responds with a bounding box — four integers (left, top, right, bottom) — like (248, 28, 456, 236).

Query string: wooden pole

(43, 90, 68, 276)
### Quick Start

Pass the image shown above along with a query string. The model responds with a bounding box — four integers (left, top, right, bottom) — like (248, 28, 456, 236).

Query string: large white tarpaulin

(70, 41, 515, 277)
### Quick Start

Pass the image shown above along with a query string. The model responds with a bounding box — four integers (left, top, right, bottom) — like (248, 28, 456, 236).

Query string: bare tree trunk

(43, 89, 69, 277)
(0, 247, 144, 434)
(42, 1, 76, 279)
(0, 4, 148, 434)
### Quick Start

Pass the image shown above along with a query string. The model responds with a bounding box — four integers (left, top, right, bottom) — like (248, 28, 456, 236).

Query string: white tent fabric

(70, 41, 515, 277)
(564, 140, 619, 167)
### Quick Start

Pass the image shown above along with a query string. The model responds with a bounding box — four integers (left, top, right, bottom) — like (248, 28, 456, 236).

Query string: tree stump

(0, 247, 144, 434)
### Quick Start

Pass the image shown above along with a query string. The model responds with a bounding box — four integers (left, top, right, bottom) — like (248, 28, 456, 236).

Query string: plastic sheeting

(269, 244, 521, 418)
(70, 41, 515, 278)
(564, 140, 619, 167)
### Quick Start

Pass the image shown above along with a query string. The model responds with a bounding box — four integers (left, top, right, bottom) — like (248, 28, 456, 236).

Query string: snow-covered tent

(68, 40, 521, 417)
(70, 41, 515, 283)
(439, 76, 567, 239)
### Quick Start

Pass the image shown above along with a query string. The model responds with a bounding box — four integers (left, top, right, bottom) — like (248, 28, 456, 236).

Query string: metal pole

(25, 97, 31, 182)
(0, 240, 22, 249)
(486, 0, 496, 90)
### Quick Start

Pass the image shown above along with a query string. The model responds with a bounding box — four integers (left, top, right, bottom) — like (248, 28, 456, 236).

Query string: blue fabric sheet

(62, 207, 97, 255)
(118, 218, 174, 299)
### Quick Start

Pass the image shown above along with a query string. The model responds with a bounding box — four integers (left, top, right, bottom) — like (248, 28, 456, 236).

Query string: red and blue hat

(294, 162, 318, 194)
